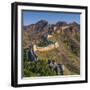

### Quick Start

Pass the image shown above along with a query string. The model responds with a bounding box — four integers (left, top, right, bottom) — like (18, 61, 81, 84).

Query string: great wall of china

(33, 42, 59, 52)
(33, 26, 71, 52)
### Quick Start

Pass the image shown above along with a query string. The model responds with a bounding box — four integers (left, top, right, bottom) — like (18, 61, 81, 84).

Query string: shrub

(23, 60, 56, 77)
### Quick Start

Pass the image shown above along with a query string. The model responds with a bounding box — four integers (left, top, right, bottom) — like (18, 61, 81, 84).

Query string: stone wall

(33, 42, 59, 52)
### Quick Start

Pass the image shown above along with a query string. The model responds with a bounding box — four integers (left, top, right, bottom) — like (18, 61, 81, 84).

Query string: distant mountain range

(23, 20, 80, 49)
(23, 20, 80, 31)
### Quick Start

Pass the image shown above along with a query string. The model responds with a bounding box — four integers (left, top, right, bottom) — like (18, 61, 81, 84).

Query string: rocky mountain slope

(23, 20, 80, 75)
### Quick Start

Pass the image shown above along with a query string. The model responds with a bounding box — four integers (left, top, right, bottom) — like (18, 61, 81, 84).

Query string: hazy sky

(22, 10, 80, 26)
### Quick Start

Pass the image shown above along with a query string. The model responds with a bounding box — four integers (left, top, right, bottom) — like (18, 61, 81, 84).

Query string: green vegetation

(37, 39, 54, 47)
(23, 60, 56, 77)
(23, 49, 29, 62)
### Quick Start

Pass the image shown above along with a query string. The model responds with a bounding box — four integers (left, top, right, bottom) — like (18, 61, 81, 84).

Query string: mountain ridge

(23, 20, 80, 49)
(23, 20, 80, 76)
